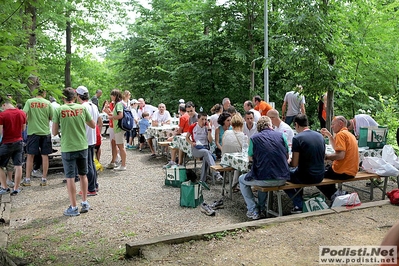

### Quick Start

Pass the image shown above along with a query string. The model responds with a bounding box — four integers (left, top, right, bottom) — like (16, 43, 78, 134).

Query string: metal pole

(264, 0, 269, 102)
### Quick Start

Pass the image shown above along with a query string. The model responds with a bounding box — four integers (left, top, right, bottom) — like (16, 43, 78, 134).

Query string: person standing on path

(76, 86, 102, 196)
(22, 87, 53, 187)
(0, 98, 26, 195)
(52, 87, 95, 216)
(108, 89, 127, 170)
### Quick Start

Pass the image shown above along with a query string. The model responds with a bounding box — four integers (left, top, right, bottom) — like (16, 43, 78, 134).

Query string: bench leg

(382, 177, 388, 200)
(266, 191, 283, 217)
(228, 171, 233, 200)
(369, 180, 374, 201)
(276, 191, 283, 217)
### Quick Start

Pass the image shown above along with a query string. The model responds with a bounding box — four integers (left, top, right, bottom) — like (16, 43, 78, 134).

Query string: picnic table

(146, 125, 179, 142)
(170, 134, 216, 159)
(220, 145, 384, 173)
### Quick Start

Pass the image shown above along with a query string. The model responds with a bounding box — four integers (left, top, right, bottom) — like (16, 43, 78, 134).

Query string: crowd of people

(0, 84, 381, 220)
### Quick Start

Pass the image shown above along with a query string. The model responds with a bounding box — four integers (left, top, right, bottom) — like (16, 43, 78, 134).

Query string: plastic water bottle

(242, 135, 249, 157)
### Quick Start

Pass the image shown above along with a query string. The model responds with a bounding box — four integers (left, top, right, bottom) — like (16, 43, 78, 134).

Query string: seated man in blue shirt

(239, 116, 290, 220)
(285, 114, 326, 214)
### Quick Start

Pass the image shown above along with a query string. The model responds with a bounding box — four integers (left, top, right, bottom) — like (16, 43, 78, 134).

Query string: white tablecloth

(146, 125, 178, 141)
(221, 146, 384, 173)
(170, 134, 216, 158)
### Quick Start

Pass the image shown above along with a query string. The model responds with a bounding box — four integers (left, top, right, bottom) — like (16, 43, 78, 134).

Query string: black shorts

(26, 134, 53, 155)
(0, 141, 23, 167)
(139, 134, 146, 144)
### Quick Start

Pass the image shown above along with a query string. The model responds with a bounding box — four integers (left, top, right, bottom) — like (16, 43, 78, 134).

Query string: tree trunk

(326, 90, 334, 130)
(65, 19, 72, 88)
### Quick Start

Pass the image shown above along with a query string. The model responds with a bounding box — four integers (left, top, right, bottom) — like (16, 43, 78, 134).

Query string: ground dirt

(4, 138, 399, 266)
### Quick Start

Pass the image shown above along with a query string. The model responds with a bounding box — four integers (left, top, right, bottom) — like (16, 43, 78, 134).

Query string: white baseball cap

(76, 86, 88, 95)
(179, 99, 185, 103)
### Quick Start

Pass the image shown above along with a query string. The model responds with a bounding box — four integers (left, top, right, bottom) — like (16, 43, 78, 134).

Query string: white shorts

(114, 131, 125, 145)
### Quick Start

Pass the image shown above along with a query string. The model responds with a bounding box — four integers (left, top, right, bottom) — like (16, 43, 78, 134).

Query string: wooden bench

(253, 171, 388, 217)
(210, 164, 235, 198)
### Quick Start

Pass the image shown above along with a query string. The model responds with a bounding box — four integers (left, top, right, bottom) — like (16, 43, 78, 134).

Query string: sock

(82, 201, 88, 205)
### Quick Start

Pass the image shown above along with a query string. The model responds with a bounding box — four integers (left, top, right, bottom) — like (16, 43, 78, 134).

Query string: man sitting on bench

(238, 116, 290, 220)
(286, 114, 326, 214)
(320, 116, 359, 201)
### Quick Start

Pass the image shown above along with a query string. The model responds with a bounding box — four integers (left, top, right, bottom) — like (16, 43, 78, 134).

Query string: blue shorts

(26, 134, 53, 155)
(61, 149, 88, 178)
(0, 141, 23, 167)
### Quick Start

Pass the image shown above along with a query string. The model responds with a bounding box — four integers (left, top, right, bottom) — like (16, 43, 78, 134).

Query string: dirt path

(131, 203, 398, 266)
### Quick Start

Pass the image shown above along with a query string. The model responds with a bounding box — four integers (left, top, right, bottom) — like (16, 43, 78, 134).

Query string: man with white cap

(177, 99, 185, 117)
(127, 99, 139, 149)
(76, 86, 102, 196)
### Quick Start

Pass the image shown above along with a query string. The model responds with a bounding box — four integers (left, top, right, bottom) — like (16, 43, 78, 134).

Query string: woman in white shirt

(222, 113, 245, 191)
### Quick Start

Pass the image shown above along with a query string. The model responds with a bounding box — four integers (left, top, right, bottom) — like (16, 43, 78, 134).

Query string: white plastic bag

(331, 193, 361, 208)
(382, 145, 399, 169)
(362, 157, 399, 177)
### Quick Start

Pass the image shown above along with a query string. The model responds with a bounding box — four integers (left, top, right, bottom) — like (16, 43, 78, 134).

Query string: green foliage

(374, 95, 399, 149)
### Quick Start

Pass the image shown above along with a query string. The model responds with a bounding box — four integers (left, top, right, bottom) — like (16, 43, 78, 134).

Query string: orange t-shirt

(255, 100, 273, 116)
(332, 127, 359, 176)
(179, 113, 190, 133)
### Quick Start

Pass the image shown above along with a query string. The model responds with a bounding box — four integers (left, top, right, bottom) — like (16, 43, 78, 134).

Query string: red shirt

(95, 125, 102, 146)
(109, 102, 115, 128)
(0, 108, 26, 144)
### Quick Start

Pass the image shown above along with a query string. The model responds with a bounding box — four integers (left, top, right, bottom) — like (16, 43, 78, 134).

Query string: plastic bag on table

(382, 145, 399, 169)
(362, 157, 399, 177)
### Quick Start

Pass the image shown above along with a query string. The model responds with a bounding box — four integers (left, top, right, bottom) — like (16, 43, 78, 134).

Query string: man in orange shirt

(320, 116, 359, 201)
(252, 95, 272, 116)
(163, 104, 190, 168)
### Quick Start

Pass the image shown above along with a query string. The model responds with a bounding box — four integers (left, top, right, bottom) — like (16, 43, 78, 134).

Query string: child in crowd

(138, 112, 150, 152)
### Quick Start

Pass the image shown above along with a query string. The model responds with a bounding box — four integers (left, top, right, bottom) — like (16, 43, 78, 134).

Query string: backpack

(118, 104, 134, 131)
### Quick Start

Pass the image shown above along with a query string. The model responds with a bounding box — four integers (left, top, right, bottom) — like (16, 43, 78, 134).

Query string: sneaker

(63, 206, 80, 216)
(80, 202, 90, 213)
(0, 187, 10, 195)
(11, 188, 22, 196)
(114, 165, 126, 171)
(215, 172, 223, 182)
(6, 180, 15, 188)
(40, 179, 47, 186)
(163, 161, 177, 169)
(20, 179, 31, 187)
(106, 163, 116, 169)
(150, 153, 156, 158)
(139, 149, 143, 152)
(291, 206, 303, 214)
(200, 203, 216, 216)
(31, 169, 43, 178)
(246, 211, 260, 220)
(88, 191, 97, 196)
(116, 154, 121, 163)
(209, 199, 224, 210)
